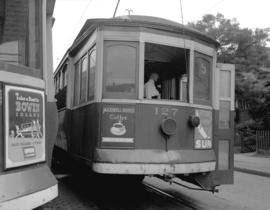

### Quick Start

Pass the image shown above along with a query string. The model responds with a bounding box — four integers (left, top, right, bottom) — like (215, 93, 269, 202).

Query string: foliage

(188, 13, 270, 129)
(236, 119, 257, 143)
(188, 13, 270, 67)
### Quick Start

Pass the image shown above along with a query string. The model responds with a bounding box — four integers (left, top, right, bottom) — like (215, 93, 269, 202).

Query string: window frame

(98, 30, 216, 110)
(193, 51, 213, 106)
(143, 42, 190, 102)
(73, 61, 81, 106)
(216, 63, 235, 129)
(87, 45, 97, 101)
(102, 41, 139, 100)
(79, 54, 88, 104)
(72, 42, 98, 108)
(62, 64, 68, 88)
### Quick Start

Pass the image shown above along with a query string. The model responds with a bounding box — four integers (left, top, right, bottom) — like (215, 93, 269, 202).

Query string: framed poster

(4, 85, 45, 169)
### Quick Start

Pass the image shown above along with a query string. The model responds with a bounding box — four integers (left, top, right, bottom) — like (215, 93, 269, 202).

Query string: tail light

(160, 118, 177, 136)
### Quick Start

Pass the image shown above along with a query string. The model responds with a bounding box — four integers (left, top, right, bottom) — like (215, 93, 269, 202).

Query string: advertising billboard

(4, 85, 45, 169)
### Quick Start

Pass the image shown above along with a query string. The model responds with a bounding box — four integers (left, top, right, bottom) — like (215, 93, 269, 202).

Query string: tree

(188, 13, 270, 129)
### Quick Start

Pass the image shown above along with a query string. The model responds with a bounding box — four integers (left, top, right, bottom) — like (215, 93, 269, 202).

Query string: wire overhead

(69, 0, 93, 44)
(179, 0, 189, 101)
(179, 0, 185, 25)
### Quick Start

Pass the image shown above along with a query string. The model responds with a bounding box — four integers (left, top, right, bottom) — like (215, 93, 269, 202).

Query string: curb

(234, 167, 270, 178)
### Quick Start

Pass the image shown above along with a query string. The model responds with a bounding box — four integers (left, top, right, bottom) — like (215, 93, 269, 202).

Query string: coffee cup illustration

(110, 121, 126, 136)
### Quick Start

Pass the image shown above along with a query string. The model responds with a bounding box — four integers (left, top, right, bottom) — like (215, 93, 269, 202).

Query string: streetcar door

(214, 63, 235, 184)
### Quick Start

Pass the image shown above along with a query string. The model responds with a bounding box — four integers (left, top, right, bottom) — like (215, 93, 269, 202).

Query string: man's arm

(145, 84, 151, 99)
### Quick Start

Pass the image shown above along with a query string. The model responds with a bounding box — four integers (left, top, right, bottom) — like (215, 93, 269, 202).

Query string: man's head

(150, 73, 159, 82)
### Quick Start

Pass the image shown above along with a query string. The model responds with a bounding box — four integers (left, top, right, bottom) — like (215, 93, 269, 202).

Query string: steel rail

(143, 182, 200, 210)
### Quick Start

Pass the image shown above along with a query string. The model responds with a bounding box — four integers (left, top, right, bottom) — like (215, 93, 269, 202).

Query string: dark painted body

(60, 103, 211, 157)
(56, 102, 234, 188)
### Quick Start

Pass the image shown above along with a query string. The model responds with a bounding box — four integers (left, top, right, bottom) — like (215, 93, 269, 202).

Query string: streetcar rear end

(55, 16, 235, 191)
(0, 0, 58, 209)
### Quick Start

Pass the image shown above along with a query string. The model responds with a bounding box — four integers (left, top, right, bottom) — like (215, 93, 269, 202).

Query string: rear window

(88, 47, 96, 100)
(103, 41, 138, 99)
(80, 56, 88, 103)
(73, 62, 80, 106)
(193, 52, 212, 106)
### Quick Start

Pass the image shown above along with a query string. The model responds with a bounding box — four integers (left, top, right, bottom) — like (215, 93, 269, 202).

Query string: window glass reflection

(0, 0, 42, 72)
(103, 41, 137, 99)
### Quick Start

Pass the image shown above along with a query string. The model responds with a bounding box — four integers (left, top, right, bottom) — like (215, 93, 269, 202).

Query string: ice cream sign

(4, 85, 45, 169)
(15, 92, 40, 115)
(101, 105, 135, 145)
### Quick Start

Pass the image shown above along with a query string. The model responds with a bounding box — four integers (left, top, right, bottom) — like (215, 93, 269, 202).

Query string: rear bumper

(92, 162, 216, 175)
(94, 148, 216, 163)
(0, 184, 57, 210)
(0, 165, 58, 209)
(93, 148, 216, 175)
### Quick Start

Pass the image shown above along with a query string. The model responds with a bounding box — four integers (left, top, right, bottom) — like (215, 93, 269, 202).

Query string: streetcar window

(73, 62, 80, 106)
(80, 56, 88, 103)
(220, 70, 231, 98)
(219, 101, 230, 129)
(219, 70, 232, 129)
(193, 52, 212, 106)
(0, 0, 42, 73)
(103, 41, 138, 99)
(54, 77, 57, 93)
(88, 47, 96, 101)
(144, 43, 189, 101)
(57, 74, 60, 93)
(62, 65, 68, 88)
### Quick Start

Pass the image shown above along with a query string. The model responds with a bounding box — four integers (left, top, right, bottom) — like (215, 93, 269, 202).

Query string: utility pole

(125, 9, 133, 16)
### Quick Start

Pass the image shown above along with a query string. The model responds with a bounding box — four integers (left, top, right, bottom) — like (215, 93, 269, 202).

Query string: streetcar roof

(70, 15, 219, 54)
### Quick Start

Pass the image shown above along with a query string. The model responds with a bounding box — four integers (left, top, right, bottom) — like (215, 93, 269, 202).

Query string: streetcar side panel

(0, 0, 58, 208)
(54, 30, 100, 162)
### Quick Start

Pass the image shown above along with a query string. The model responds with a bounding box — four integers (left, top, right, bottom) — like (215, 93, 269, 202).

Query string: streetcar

(0, 0, 58, 209)
(54, 15, 235, 192)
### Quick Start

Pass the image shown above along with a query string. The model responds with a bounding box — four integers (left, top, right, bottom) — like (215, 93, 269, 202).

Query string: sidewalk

(234, 152, 270, 177)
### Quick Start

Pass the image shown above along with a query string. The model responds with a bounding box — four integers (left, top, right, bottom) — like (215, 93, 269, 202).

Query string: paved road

(41, 171, 270, 210)
(41, 175, 192, 210)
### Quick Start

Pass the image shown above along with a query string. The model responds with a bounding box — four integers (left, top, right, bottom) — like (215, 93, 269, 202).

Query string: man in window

(144, 73, 161, 99)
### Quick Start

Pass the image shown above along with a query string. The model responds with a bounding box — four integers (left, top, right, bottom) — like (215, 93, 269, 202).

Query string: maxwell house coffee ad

(4, 85, 45, 169)
(101, 105, 135, 145)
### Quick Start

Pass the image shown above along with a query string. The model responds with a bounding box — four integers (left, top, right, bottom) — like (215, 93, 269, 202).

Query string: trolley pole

(113, 0, 120, 18)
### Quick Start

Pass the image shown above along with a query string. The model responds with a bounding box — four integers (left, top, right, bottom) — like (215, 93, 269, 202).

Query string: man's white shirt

(144, 79, 160, 99)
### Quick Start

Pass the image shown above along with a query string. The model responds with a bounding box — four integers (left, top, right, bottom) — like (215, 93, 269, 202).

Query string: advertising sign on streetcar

(194, 109, 213, 149)
(4, 85, 45, 169)
(101, 105, 135, 145)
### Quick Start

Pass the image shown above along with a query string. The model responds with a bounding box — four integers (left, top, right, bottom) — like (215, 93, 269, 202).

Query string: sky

(52, 0, 270, 69)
